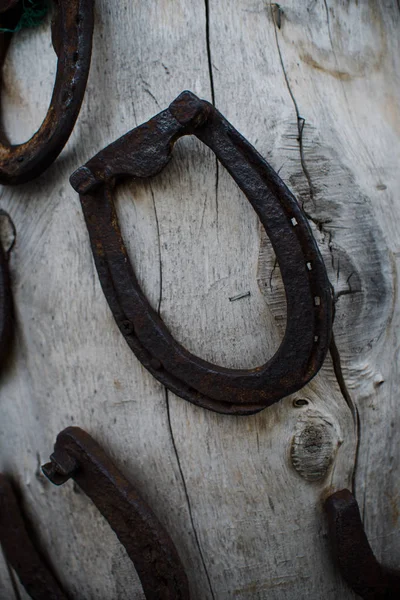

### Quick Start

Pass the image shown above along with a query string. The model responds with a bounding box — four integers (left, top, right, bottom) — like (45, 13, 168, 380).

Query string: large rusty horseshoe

(42, 427, 190, 600)
(0, 0, 94, 185)
(70, 91, 333, 416)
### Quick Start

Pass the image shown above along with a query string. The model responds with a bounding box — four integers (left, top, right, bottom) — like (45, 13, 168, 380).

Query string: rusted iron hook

(0, 474, 67, 599)
(42, 426, 190, 600)
(0, 0, 94, 185)
(70, 90, 333, 416)
(325, 489, 400, 599)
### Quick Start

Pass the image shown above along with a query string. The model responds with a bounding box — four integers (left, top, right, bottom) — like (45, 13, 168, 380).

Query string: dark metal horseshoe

(70, 91, 333, 416)
(0, 474, 67, 600)
(325, 489, 400, 599)
(0, 0, 94, 185)
(42, 427, 190, 600)
(0, 210, 13, 369)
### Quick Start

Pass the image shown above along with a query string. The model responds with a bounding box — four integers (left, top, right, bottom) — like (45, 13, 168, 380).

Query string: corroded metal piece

(0, 474, 66, 600)
(0, 0, 94, 185)
(325, 489, 400, 599)
(42, 427, 190, 600)
(0, 213, 13, 369)
(71, 90, 333, 415)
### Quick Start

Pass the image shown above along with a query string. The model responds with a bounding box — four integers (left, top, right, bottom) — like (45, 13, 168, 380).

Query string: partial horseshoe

(0, 212, 13, 370)
(325, 489, 400, 599)
(42, 426, 190, 600)
(70, 90, 333, 416)
(0, 0, 94, 185)
(0, 474, 67, 600)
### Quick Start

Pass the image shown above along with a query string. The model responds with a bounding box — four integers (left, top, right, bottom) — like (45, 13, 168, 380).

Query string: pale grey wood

(0, 1, 398, 599)
(268, 0, 400, 576)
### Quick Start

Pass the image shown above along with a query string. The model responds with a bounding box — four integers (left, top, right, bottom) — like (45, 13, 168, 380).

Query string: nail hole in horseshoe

(293, 398, 309, 408)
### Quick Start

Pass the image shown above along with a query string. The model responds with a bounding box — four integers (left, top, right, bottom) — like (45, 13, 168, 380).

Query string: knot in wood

(290, 415, 337, 482)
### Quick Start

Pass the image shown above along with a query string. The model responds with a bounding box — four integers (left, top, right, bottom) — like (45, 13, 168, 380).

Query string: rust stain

(300, 52, 352, 81)
(234, 574, 303, 595)
(388, 492, 399, 526)
(383, 94, 400, 136)
(1, 65, 25, 107)
(295, 0, 388, 83)
(113, 378, 122, 390)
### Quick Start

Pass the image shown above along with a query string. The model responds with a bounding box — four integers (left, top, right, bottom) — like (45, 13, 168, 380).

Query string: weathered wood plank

(0, 1, 398, 598)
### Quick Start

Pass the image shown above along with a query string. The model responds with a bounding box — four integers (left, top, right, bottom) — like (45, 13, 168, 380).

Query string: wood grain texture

(0, 1, 398, 598)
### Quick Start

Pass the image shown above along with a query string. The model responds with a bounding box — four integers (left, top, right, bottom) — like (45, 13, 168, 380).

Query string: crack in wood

(204, 0, 219, 228)
(204, 0, 215, 106)
(165, 389, 216, 600)
(153, 154, 215, 599)
(271, 2, 360, 492)
(150, 184, 163, 317)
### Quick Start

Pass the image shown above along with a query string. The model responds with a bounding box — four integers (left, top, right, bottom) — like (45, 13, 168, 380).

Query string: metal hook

(325, 489, 400, 599)
(42, 426, 190, 600)
(70, 90, 333, 416)
(0, 474, 67, 600)
(0, 0, 94, 185)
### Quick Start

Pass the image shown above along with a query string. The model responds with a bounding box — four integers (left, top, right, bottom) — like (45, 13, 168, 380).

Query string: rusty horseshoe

(0, 474, 67, 600)
(325, 489, 400, 599)
(42, 426, 190, 600)
(70, 91, 333, 416)
(0, 0, 94, 185)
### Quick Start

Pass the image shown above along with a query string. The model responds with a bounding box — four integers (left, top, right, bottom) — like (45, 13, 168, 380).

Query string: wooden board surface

(0, 1, 399, 598)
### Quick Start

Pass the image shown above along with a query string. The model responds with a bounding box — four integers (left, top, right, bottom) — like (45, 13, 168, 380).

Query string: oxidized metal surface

(325, 489, 400, 599)
(42, 427, 190, 600)
(71, 90, 333, 416)
(0, 222, 13, 370)
(0, 474, 67, 600)
(0, 0, 94, 185)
